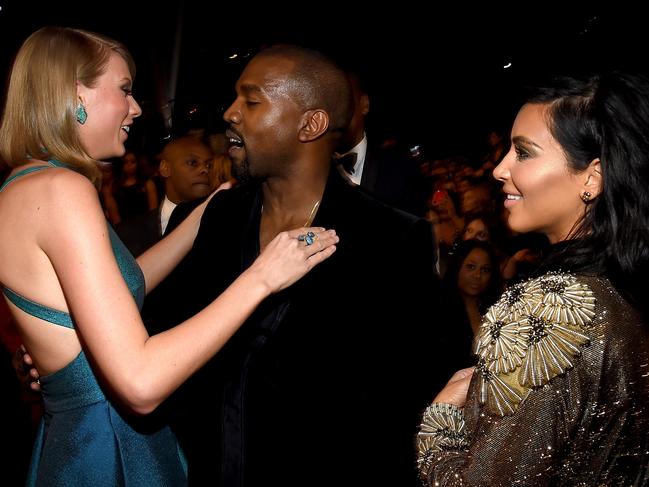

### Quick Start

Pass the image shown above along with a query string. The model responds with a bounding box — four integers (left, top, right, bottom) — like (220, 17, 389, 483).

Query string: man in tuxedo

(149, 45, 452, 487)
(116, 135, 216, 256)
(334, 71, 428, 217)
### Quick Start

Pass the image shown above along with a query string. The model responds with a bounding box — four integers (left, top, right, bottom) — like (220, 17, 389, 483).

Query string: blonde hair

(0, 26, 135, 187)
(210, 154, 233, 188)
(207, 133, 233, 187)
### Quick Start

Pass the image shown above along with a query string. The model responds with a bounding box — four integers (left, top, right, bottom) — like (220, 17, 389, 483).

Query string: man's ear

(360, 93, 370, 117)
(584, 158, 602, 198)
(159, 159, 171, 178)
(298, 109, 329, 142)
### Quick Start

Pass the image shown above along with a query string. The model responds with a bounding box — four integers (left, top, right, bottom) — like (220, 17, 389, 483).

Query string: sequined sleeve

(417, 272, 649, 486)
(416, 402, 468, 483)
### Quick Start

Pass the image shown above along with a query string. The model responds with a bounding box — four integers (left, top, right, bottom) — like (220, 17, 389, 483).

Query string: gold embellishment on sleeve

(519, 315, 591, 387)
(476, 358, 525, 416)
(497, 281, 536, 321)
(474, 272, 597, 416)
(527, 273, 597, 328)
(416, 403, 469, 482)
(475, 305, 531, 374)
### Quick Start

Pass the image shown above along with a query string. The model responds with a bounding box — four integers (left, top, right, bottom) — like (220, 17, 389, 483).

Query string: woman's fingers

(287, 227, 338, 257)
(304, 230, 338, 256)
(12, 345, 41, 391)
(432, 367, 475, 407)
(255, 227, 339, 293)
(286, 226, 326, 240)
(447, 367, 474, 384)
(305, 242, 337, 268)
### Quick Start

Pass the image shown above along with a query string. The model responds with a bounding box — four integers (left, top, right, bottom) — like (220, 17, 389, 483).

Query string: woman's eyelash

(514, 146, 530, 160)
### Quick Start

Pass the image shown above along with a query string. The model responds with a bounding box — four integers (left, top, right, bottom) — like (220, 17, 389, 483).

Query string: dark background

(0, 1, 646, 159)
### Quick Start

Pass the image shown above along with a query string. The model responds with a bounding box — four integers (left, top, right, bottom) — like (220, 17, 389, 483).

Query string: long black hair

(530, 72, 649, 317)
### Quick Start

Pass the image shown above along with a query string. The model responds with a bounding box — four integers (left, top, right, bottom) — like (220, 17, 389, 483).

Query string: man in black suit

(149, 45, 451, 487)
(116, 135, 217, 256)
(334, 71, 429, 217)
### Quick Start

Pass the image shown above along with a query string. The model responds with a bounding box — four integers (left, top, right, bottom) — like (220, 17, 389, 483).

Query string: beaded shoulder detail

(416, 403, 469, 482)
(474, 271, 597, 416)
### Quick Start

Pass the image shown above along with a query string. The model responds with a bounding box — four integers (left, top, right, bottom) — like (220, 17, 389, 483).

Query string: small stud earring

(76, 103, 88, 125)
(580, 191, 592, 203)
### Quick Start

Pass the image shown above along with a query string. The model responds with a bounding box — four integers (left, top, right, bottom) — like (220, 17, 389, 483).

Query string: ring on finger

(297, 231, 316, 246)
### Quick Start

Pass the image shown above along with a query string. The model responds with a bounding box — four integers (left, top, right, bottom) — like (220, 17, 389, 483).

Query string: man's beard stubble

(232, 157, 252, 184)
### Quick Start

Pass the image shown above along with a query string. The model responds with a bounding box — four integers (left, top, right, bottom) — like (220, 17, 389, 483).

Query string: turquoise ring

(298, 231, 316, 246)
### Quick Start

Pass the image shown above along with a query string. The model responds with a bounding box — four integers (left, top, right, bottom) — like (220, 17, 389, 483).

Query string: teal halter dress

(1, 161, 187, 486)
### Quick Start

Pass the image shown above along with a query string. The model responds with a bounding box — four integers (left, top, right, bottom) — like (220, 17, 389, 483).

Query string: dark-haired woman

(418, 72, 649, 486)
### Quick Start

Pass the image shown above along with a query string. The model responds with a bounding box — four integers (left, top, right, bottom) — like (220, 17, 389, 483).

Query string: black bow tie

(335, 152, 357, 175)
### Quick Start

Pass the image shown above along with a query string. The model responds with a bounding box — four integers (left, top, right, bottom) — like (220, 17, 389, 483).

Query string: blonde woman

(0, 27, 337, 486)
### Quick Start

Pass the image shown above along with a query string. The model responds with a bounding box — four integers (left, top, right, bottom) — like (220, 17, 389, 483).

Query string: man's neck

(258, 167, 328, 250)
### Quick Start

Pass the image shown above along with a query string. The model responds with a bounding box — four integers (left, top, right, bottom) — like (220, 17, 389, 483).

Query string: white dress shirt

(337, 133, 367, 185)
(159, 196, 177, 235)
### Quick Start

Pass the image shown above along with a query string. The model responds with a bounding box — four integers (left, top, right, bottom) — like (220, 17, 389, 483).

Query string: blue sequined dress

(1, 161, 187, 486)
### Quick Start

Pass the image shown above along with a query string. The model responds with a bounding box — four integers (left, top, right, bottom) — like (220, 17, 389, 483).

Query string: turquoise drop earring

(76, 103, 88, 125)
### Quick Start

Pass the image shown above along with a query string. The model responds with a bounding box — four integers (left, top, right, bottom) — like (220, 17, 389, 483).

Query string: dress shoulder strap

(0, 160, 64, 192)
(3, 286, 74, 329)
(1, 158, 75, 328)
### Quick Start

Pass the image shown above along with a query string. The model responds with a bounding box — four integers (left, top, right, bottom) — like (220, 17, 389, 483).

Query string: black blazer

(115, 206, 163, 257)
(146, 168, 457, 487)
(116, 197, 206, 258)
(359, 144, 428, 218)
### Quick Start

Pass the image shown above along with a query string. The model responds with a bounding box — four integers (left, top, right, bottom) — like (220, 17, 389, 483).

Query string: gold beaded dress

(418, 272, 649, 486)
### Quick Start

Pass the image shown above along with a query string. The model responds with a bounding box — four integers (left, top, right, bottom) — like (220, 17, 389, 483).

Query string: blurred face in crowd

(461, 186, 492, 215)
(338, 74, 369, 151)
(463, 218, 489, 241)
(160, 138, 213, 203)
(121, 152, 138, 177)
(430, 189, 458, 219)
(457, 248, 492, 298)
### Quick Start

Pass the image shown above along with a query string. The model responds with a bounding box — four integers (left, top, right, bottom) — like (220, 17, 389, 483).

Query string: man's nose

(223, 102, 240, 124)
